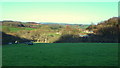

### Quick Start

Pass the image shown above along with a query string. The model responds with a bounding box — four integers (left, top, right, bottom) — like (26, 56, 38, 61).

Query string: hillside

(87, 17, 119, 31)
(1, 17, 119, 44)
(86, 17, 119, 43)
(1, 20, 90, 44)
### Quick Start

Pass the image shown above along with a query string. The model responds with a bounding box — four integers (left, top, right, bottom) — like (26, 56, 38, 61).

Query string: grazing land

(2, 43, 118, 66)
(1, 2, 119, 67)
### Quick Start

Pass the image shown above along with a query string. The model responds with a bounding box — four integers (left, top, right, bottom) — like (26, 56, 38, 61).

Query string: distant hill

(2, 20, 25, 27)
(40, 22, 83, 25)
(1, 20, 42, 28)
(87, 17, 119, 31)
(1, 20, 89, 29)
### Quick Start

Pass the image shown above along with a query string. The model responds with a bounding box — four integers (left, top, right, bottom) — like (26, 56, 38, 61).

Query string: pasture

(2, 26, 35, 32)
(2, 43, 118, 66)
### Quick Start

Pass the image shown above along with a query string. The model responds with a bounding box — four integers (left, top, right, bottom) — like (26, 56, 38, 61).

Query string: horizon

(1, 20, 92, 25)
(1, 2, 118, 24)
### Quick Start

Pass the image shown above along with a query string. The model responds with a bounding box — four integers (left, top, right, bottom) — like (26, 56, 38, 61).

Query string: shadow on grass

(1, 31, 31, 45)
(54, 34, 118, 43)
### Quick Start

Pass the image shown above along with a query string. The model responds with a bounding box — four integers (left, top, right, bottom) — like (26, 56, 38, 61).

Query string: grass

(2, 26, 35, 32)
(23, 27, 35, 30)
(47, 33, 61, 36)
(79, 25, 90, 29)
(2, 26, 22, 32)
(2, 43, 118, 66)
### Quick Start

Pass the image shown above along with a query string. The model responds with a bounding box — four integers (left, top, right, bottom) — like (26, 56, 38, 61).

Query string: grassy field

(2, 43, 118, 66)
(2, 26, 35, 32)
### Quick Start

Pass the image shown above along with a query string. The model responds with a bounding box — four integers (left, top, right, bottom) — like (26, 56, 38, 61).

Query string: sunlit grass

(2, 26, 35, 32)
(2, 43, 118, 66)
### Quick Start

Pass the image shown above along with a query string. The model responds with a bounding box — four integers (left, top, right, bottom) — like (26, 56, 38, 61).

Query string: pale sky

(0, 2, 118, 24)
(0, 0, 119, 2)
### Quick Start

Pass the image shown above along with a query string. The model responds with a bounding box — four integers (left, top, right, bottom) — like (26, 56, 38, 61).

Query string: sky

(0, 2, 118, 24)
(0, 0, 119, 2)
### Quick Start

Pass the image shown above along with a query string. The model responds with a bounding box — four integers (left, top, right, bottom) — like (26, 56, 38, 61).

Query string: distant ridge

(1, 20, 90, 25)
(39, 22, 90, 25)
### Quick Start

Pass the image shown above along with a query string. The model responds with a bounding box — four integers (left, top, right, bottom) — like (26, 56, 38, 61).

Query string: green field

(2, 43, 118, 66)
(2, 26, 35, 32)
